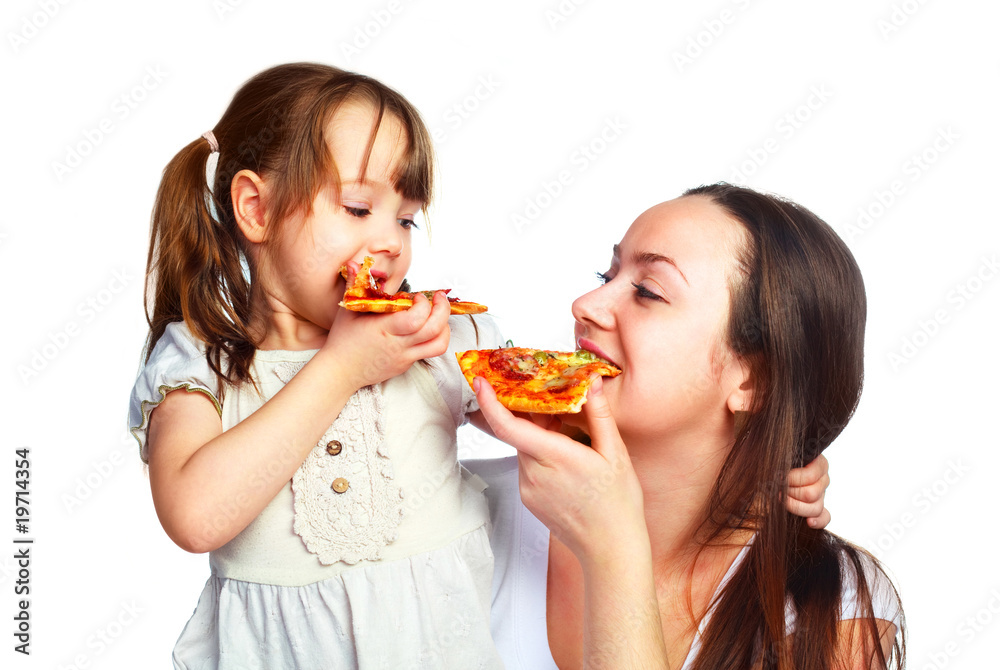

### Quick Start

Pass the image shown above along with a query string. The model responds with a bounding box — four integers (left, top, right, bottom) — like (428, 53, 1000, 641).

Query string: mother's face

(571, 196, 752, 447)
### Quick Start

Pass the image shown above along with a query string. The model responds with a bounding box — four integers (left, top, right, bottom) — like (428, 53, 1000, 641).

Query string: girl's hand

(787, 454, 831, 528)
(325, 290, 452, 390)
(475, 375, 648, 566)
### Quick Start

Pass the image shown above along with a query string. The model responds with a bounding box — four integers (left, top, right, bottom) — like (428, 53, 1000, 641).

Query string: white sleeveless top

(467, 456, 903, 670)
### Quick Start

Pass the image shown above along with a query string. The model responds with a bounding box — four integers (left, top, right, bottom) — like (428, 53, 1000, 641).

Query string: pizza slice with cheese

(456, 347, 622, 413)
(339, 257, 487, 314)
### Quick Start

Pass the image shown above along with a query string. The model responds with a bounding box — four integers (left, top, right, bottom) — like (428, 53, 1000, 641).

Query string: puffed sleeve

(427, 314, 506, 427)
(128, 322, 222, 463)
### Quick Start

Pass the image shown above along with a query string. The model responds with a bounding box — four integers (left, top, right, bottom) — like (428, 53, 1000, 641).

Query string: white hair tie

(202, 130, 219, 153)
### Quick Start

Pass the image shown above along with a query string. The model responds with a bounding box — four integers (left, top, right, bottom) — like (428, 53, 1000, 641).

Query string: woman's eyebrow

(618, 244, 689, 285)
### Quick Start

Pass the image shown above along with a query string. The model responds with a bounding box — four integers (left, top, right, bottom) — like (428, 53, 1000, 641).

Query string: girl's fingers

(788, 473, 830, 504)
(788, 453, 829, 488)
(806, 507, 832, 529)
(385, 291, 434, 336)
(785, 492, 825, 520)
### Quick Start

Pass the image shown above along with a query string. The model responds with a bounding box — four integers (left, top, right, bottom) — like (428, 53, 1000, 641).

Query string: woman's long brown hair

(143, 63, 434, 394)
(684, 184, 905, 668)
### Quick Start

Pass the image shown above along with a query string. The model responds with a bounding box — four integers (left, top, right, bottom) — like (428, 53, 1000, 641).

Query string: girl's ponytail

(143, 135, 255, 393)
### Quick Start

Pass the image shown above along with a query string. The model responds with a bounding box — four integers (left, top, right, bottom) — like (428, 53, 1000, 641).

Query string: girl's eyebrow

(613, 244, 689, 285)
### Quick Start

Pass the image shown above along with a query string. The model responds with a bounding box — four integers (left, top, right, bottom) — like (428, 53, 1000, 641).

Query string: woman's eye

(631, 282, 664, 302)
(398, 218, 418, 230)
(595, 271, 613, 284)
(344, 206, 370, 217)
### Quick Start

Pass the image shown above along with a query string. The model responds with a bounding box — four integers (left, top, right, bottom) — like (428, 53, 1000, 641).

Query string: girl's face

(261, 102, 423, 332)
(571, 196, 749, 448)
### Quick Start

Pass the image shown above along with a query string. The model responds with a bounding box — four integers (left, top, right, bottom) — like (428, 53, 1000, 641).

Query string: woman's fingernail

(473, 377, 481, 393)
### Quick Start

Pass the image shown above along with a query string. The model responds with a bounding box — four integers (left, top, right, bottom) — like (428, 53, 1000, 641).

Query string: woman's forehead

(619, 196, 746, 276)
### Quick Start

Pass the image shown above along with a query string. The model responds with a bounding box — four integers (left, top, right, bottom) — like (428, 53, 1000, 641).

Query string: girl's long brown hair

(143, 63, 434, 393)
(684, 184, 905, 669)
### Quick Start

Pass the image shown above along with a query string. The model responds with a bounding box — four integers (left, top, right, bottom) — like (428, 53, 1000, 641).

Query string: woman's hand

(476, 375, 669, 668)
(474, 375, 647, 565)
(787, 454, 831, 528)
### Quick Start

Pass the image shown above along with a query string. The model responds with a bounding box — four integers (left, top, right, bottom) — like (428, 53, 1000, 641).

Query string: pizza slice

(456, 347, 622, 414)
(339, 257, 487, 314)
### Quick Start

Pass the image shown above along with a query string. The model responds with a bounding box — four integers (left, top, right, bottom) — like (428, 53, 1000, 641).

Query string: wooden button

(331, 477, 349, 493)
(325, 440, 343, 456)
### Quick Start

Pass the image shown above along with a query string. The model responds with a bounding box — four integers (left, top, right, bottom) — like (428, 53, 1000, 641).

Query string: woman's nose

(571, 282, 615, 331)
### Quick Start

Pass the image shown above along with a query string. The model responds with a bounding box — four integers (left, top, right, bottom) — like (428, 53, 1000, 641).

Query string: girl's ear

(231, 169, 267, 244)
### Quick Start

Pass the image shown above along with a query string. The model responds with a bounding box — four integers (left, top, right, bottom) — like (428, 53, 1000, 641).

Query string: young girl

(128, 63, 506, 669)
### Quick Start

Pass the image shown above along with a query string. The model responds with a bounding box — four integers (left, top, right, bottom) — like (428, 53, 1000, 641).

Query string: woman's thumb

(583, 376, 622, 457)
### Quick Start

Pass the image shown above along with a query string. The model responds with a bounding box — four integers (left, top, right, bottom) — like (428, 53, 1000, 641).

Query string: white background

(2, 0, 998, 667)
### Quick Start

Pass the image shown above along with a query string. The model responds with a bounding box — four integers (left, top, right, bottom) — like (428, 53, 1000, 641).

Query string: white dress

(466, 456, 903, 669)
(129, 316, 506, 670)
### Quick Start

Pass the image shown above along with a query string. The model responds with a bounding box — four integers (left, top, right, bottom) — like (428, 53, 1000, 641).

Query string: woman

(469, 183, 904, 668)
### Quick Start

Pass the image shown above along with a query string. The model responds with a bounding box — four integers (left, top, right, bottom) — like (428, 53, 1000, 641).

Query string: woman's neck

(629, 421, 750, 573)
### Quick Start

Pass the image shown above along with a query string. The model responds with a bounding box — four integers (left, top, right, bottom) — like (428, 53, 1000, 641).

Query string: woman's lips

(576, 338, 621, 369)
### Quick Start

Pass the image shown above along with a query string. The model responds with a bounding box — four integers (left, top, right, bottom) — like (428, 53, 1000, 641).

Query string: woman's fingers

(582, 376, 626, 462)
(474, 376, 566, 463)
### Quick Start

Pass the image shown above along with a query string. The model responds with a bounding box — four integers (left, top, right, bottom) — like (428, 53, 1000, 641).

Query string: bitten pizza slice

(339, 257, 487, 314)
(456, 347, 622, 414)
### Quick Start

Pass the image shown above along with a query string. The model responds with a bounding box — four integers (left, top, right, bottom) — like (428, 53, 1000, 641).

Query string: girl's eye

(595, 271, 613, 284)
(344, 206, 370, 217)
(631, 282, 664, 302)
(398, 218, 418, 230)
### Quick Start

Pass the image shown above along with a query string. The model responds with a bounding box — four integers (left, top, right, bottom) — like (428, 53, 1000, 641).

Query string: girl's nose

(370, 217, 404, 257)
